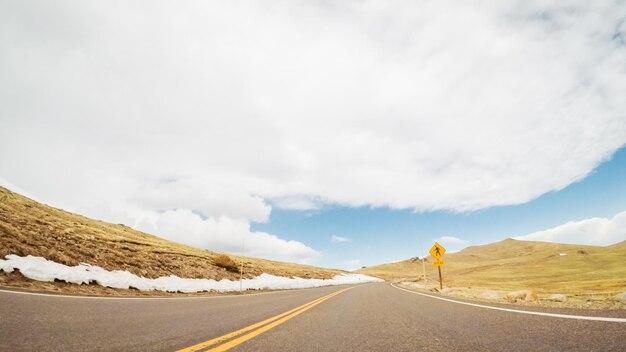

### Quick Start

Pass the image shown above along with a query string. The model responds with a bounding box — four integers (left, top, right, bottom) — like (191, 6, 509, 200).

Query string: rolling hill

(357, 238, 626, 295)
(0, 186, 343, 295)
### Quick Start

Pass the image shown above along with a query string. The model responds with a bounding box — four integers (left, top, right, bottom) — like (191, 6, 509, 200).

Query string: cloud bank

(331, 235, 352, 243)
(515, 210, 626, 246)
(434, 236, 467, 245)
(1, 1, 625, 261)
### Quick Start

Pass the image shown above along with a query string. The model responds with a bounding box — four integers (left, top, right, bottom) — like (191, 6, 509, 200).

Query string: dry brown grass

(0, 186, 343, 295)
(214, 254, 240, 273)
(358, 238, 626, 307)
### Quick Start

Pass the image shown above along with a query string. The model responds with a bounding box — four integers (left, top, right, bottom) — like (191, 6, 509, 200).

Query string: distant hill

(610, 240, 626, 249)
(0, 187, 342, 294)
(357, 238, 626, 294)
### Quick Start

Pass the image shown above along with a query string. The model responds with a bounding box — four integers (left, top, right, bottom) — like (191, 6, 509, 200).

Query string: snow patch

(0, 255, 383, 293)
(480, 290, 499, 300)
(548, 294, 567, 302)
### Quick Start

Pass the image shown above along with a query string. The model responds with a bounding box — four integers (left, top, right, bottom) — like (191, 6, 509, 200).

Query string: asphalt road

(1, 283, 625, 351)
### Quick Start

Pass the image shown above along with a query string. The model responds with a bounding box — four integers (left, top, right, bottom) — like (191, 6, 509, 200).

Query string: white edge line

(390, 283, 626, 323)
(0, 288, 294, 300)
(0, 284, 356, 300)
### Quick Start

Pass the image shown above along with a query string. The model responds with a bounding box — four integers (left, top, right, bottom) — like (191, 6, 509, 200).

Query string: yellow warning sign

(429, 242, 446, 259)
(433, 258, 444, 267)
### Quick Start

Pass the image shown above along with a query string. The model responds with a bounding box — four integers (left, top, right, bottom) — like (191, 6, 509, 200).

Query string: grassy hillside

(0, 186, 342, 295)
(358, 238, 626, 295)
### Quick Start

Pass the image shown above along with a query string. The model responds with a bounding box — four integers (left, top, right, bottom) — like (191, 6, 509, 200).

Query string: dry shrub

(214, 254, 239, 272)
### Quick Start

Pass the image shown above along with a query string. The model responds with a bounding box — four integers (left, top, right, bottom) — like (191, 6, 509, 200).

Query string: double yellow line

(177, 286, 355, 352)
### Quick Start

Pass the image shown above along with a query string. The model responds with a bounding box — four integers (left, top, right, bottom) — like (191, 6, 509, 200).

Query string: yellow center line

(204, 287, 354, 352)
(177, 286, 355, 352)
(176, 290, 344, 352)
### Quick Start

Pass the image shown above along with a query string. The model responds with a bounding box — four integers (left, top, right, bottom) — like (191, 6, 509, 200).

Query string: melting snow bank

(0, 255, 383, 293)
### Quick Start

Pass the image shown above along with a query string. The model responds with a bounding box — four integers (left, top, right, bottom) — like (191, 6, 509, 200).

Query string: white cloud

(514, 210, 626, 246)
(331, 235, 352, 243)
(434, 236, 468, 245)
(1, 1, 626, 261)
(144, 209, 320, 263)
(270, 196, 321, 211)
(130, 178, 271, 223)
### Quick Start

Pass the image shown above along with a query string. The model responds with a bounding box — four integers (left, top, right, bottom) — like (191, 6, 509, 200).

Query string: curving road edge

(390, 283, 626, 323)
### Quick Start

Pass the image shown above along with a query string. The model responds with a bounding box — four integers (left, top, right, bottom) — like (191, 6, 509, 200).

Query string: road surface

(1, 283, 625, 351)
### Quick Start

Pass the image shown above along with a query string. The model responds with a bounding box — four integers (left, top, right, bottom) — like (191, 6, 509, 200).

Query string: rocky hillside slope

(0, 187, 342, 295)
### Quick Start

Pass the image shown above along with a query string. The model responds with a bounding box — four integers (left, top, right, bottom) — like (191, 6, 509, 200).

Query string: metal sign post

(419, 235, 427, 281)
(240, 240, 245, 293)
(438, 266, 442, 289)
(422, 256, 426, 282)
(429, 242, 446, 290)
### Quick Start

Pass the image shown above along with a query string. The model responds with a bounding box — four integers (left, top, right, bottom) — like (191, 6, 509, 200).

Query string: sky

(1, 1, 625, 270)
(254, 147, 626, 269)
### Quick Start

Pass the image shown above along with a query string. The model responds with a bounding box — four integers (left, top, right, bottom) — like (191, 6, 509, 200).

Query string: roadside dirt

(397, 281, 626, 310)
